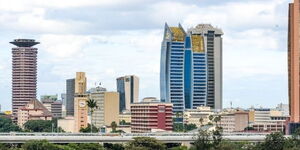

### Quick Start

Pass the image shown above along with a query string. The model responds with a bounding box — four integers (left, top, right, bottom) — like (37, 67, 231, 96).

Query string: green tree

(199, 117, 204, 127)
(23, 120, 52, 132)
(261, 132, 285, 150)
(104, 143, 125, 150)
(0, 116, 21, 132)
(125, 137, 165, 150)
(86, 98, 98, 133)
(68, 143, 104, 150)
(80, 124, 98, 133)
(192, 125, 223, 150)
(22, 140, 63, 150)
(111, 121, 117, 133)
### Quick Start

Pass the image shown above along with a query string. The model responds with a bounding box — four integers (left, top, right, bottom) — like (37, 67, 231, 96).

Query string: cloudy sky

(0, 0, 289, 110)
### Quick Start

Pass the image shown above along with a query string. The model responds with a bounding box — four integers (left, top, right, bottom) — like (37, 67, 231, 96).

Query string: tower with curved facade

(160, 24, 223, 112)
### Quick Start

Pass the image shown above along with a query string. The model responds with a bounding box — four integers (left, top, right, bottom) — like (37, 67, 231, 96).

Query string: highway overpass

(0, 133, 273, 143)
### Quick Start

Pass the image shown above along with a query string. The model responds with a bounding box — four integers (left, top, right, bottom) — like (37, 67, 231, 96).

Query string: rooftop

(10, 39, 40, 47)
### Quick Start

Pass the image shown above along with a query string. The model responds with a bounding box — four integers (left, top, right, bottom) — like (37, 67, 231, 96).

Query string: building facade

(66, 79, 75, 116)
(160, 24, 223, 113)
(219, 112, 249, 133)
(131, 102, 173, 133)
(17, 99, 52, 128)
(117, 75, 139, 113)
(88, 87, 119, 128)
(10, 39, 39, 120)
(288, 0, 300, 133)
(74, 72, 88, 132)
(249, 108, 287, 132)
(184, 106, 214, 127)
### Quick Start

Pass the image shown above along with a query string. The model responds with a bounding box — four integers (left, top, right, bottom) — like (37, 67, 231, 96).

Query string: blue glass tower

(160, 23, 223, 112)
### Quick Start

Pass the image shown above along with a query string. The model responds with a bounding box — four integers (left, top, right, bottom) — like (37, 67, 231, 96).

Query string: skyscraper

(10, 39, 39, 119)
(66, 79, 75, 116)
(160, 24, 223, 112)
(288, 0, 300, 134)
(117, 75, 139, 113)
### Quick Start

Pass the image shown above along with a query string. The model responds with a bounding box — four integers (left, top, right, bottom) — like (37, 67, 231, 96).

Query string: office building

(88, 87, 119, 128)
(74, 72, 88, 132)
(40, 95, 58, 101)
(41, 98, 62, 118)
(10, 39, 39, 120)
(288, 0, 300, 134)
(184, 106, 214, 127)
(66, 79, 75, 116)
(219, 111, 249, 133)
(17, 99, 52, 128)
(249, 108, 288, 132)
(117, 75, 139, 112)
(160, 24, 223, 112)
(131, 102, 173, 133)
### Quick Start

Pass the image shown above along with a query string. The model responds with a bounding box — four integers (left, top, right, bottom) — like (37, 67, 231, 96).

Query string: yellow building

(104, 92, 119, 126)
(89, 87, 119, 128)
(119, 113, 131, 124)
(184, 106, 214, 127)
(74, 72, 88, 132)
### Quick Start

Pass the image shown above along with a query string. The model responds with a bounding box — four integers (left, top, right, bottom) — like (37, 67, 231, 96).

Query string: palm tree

(111, 121, 117, 133)
(199, 117, 204, 127)
(86, 98, 98, 133)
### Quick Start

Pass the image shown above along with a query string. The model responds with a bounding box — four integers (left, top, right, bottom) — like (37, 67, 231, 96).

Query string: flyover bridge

(0, 133, 272, 143)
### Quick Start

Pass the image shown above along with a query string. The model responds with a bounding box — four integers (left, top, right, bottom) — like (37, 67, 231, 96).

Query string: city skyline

(0, 0, 288, 110)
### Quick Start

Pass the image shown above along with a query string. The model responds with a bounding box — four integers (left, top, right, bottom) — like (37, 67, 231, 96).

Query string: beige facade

(89, 87, 119, 128)
(119, 113, 131, 124)
(17, 99, 52, 128)
(184, 106, 214, 127)
(219, 112, 249, 133)
(249, 109, 288, 132)
(58, 116, 75, 133)
(74, 72, 88, 132)
(104, 92, 119, 126)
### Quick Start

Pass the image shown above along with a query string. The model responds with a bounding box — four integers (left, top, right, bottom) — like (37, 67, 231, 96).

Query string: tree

(125, 137, 165, 150)
(24, 120, 52, 132)
(192, 125, 223, 150)
(199, 117, 204, 127)
(0, 116, 21, 132)
(80, 124, 98, 133)
(261, 132, 285, 150)
(22, 140, 63, 150)
(111, 121, 117, 133)
(68, 143, 104, 150)
(86, 98, 98, 133)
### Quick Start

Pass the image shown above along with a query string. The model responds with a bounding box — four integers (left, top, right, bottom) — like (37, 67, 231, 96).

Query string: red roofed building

(17, 99, 52, 128)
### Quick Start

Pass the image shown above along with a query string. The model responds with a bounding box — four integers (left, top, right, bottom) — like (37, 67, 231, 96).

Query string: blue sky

(0, 0, 289, 110)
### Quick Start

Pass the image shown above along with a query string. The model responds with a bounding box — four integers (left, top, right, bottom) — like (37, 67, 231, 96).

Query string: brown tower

(288, 0, 300, 134)
(10, 39, 39, 120)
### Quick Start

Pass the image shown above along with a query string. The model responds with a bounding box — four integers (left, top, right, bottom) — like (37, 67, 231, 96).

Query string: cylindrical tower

(10, 39, 39, 120)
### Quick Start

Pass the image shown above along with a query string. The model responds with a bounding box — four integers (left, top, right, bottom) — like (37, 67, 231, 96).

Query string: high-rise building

(88, 87, 119, 128)
(117, 75, 139, 113)
(10, 39, 39, 120)
(131, 102, 173, 133)
(288, 0, 300, 134)
(66, 79, 75, 116)
(74, 72, 88, 132)
(160, 23, 223, 112)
